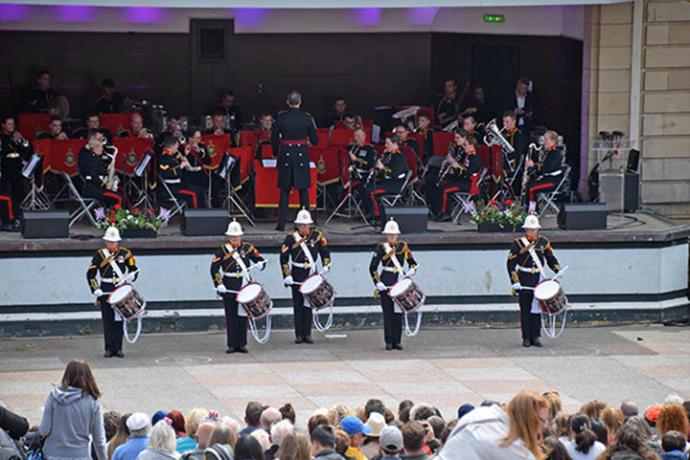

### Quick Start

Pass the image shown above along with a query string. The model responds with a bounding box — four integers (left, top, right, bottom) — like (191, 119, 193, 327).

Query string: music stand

(325, 172, 370, 226)
(132, 153, 153, 209)
(218, 152, 255, 226)
(20, 153, 50, 211)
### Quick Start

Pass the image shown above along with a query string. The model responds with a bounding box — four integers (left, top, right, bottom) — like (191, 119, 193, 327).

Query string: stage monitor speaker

(626, 149, 640, 173)
(181, 209, 229, 236)
(557, 203, 607, 230)
(21, 210, 69, 238)
(385, 206, 428, 233)
(599, 172, 640, 213)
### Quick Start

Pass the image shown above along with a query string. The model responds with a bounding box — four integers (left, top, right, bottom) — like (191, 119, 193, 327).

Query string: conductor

(271, 90, 319, 231)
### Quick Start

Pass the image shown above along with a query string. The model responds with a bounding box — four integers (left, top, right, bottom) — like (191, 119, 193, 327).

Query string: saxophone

(105, 144, 119, 192)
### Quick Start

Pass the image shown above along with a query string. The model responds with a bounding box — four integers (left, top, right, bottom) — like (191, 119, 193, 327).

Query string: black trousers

(278, 188, 309, 228)
(518, 290, 541, 341)
(368, 181, 402, 222)
(380, 292, 403, 346)
(291, 285, 313, 338)
(0, 172, 25, 217)
(426, 178, 471, 216)
(99, 296, 124, 353)
(169, 183, 205, 209)
(84, 185, 123, 208)
(222, 293, 248, 350)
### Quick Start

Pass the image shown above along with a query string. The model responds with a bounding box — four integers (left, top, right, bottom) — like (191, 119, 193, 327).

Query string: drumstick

(552, 265, 569, 282)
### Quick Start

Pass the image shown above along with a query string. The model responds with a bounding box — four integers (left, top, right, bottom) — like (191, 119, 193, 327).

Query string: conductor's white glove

(93, 289, 104, 297)
(407, 267, 416, 277)
(321, 265, 331, 274)
(258, 260, 267, 271)
(376, 282, 388, 292)
(283, 276, 294, 286)
(216, 285, 228, 294)
(511, 283, 522, 291)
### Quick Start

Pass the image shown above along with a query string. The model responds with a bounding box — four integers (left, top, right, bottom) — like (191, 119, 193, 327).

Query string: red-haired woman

(39, 360, 107, 460)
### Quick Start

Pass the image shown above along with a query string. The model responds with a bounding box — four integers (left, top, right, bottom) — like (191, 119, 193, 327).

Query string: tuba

(483, 119, 515, 155)
(392, 106, 420, 133)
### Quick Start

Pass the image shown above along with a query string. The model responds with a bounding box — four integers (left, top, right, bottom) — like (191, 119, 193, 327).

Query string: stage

(1, 325, 689, 427)
(0, 210, 688, 337)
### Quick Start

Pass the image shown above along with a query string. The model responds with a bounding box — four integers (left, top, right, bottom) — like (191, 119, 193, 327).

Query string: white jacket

(435, 405, 535, 460)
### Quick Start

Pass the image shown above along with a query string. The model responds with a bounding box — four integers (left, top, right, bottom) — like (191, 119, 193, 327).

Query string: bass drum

(389, 277, 425, 314)
(236, 283, 272, 320)
(300, 274, 335, 311)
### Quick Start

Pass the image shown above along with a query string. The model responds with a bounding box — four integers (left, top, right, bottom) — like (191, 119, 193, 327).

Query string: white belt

(6, 153, 20, 159)
(223, 272, 244, 278)
(102, 277, 119, 283)
(517, 266, 540, 274)
(382, 266, 401, 273)
(164, 179, 181, 184)
(291, 262, 312, 269)
(189, 166, 202, 172)
(544, 170, 562, 177)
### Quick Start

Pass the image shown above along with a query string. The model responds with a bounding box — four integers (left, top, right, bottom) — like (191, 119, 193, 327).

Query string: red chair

(330, 128, 355, 147)
(316, 128, 330, 147)
(449, 168, 488, 225)
(239, 130, 258, 147)
(100, 113, 135, 137)
(432, 132, 454, 156)
(18, 113, 51, 140)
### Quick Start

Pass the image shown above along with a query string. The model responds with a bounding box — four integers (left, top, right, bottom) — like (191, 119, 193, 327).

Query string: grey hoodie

(39, 386, 106, 460)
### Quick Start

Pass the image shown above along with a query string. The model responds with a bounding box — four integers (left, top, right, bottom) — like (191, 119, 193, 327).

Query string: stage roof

(6, 0, 631, 7)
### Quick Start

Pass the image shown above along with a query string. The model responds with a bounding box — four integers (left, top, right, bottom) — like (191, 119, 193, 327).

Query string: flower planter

(121, 228, 158, 239)
(477, 222, 518, 233)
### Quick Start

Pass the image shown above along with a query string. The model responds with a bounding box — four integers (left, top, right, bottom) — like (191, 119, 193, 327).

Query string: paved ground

(1, 325, 689, 428)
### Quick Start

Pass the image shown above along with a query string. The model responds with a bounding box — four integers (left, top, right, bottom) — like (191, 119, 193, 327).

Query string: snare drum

(108, 285, 146, 322)
(299, 274, 335, 311)
(236, 283, 272, 320)
(389, 278, 425, 314)
(534, 279, 567, 316)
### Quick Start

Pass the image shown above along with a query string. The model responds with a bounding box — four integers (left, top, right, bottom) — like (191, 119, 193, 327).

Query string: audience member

(543, 392, 563, 421)
(400, 421, 428, 460)
(113, 413, 151, 460)
(239, 402, 263, 436)
(601, 407, 625, 444)
(136, 421, 180, 460)
(308, 414, 330, 436)
(333, 429, 350, 459)
(234, 435, 264, 460)
(379, 425, 404, 460)
(277, 431, 311, 460)
(362, 412, 385, 458)
(310, 425, 343, 460)
(398, 401, 414, 424)
(259, 407, 282, 431)
(660, 431, 687, 460)
(622, 401, 640, 420)
(560, 414, 605, 460)
(166, 411, 187, 439)
(208, 424, 237, 450)
(656, 404, 690, 441)
(152, 412, 168, 427)
(365, 399, 387, 420)
(278, 404, 296, 426)
(250, 429, 271, 453)
(340, 416, 371, 460)
(39, 359, 107, 460)
(597, 423, 660, 460)
(543, 436, 572, 460)
(327, 405, 353, 426)
(109, 414, 132, 460)
(177, 408, 207, 453)
(104, 411, 121, 443)
(265, 420, 293, 460)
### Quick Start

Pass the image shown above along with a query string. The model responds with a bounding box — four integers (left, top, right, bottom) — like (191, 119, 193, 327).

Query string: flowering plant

(471, 199, 526, 228)
(95, 206, 170, 231)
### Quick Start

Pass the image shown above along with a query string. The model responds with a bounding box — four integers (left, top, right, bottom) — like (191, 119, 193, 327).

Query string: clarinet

(436, 145, 464, 186)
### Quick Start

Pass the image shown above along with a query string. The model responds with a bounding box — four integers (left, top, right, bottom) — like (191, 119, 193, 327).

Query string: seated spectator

(340, 416, 371, 460)
(0, 405, 29, 440)
(113, 413, 151, 460)
(660, 431, 688, 460)
(621, 401, 640, 420)
(543, 436, 571, 460)
(362, 412, 385, 458)
(327, 405, 353, 426)
(436, 390, 549, 459)
(601, 407, 625, 444)
(266, 419, 293, 460)
(36, 115, 69, 140)
(365, 399, 386, 420)
(457, 404, 475, 421)
(260, 407, 282, 432)
(239, 402, 263, 436)
(166, 411, 187, 440)
(560, 414, 605, 460)
(277, 432, 311, 460)
(308, 414, 330, 436)
(109, 413, 132, 460)
(623, 416, 659, 453)
(234, 435, 264, 460)
(310, 425, 343, 460)
(379, 425, 404, 460)
(94, 78, 126, 114)
(153, 411, 168, 427)
(278, 404, 295, 426)
(219, 418, 240, 439)
(250, 429, 271, 453)
(657, 404, 690, 443)
(597, 423, 660, 460)
(543, 392, 563, 421)
(177, 408, 207, 453)
(39, 359, 107, 460)
(104, 411, 122, 444)
(398, 401, 414, 424)
(136, 421, 180, 460)
(182, 419, 217, 460)
(409, 404, 436, 422)
(207, 424, 237, 452)
(401, 421, 429, 460)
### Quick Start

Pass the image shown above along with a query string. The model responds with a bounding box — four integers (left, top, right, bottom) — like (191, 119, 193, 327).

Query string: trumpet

(12, 131, 30, 148)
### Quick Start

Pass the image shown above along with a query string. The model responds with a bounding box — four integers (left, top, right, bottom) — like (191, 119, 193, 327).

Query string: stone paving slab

(1, 325, 689, 427)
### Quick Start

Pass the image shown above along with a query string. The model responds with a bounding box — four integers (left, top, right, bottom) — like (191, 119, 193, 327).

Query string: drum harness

(103, 249, 143, 344)
(520, 238, 568, 339)
(383, 243, 422, 337)
(293, 232, 334, 333)
(226, 244, 272, 344)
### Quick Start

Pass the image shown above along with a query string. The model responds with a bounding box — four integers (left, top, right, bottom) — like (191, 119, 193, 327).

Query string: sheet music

(22, 154, 41, 178)
(134, 154, 151, 177)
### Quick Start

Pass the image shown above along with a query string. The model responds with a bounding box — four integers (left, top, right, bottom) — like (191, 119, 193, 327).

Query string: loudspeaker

(385, 206, 428, 233)
(599, 172, 640, 212)
(22, 210, 69, 238)
(181, 209, 229, 236)
(626, 149, 640, 173)
(557, 203, 607, 230)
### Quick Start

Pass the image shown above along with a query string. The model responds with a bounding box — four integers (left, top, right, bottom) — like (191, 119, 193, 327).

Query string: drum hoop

(389, 277, 413, 298)
(236, 282, 263, 303)
(534, 278, 562, 301)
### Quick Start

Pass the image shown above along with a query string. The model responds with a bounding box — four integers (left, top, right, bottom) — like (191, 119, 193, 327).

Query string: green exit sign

(483, 14, 505, 23)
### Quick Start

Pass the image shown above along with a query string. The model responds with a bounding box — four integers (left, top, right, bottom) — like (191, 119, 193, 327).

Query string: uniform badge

(65, 148, 76, 167)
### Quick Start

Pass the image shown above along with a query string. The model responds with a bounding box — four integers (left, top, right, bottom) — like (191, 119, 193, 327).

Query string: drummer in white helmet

(369, 218, 418, 351)
(211, 219, 266, 353)
(506, 215, 562, 348)
(86, 226, 139, 358)
(279, 208, 331, 344)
